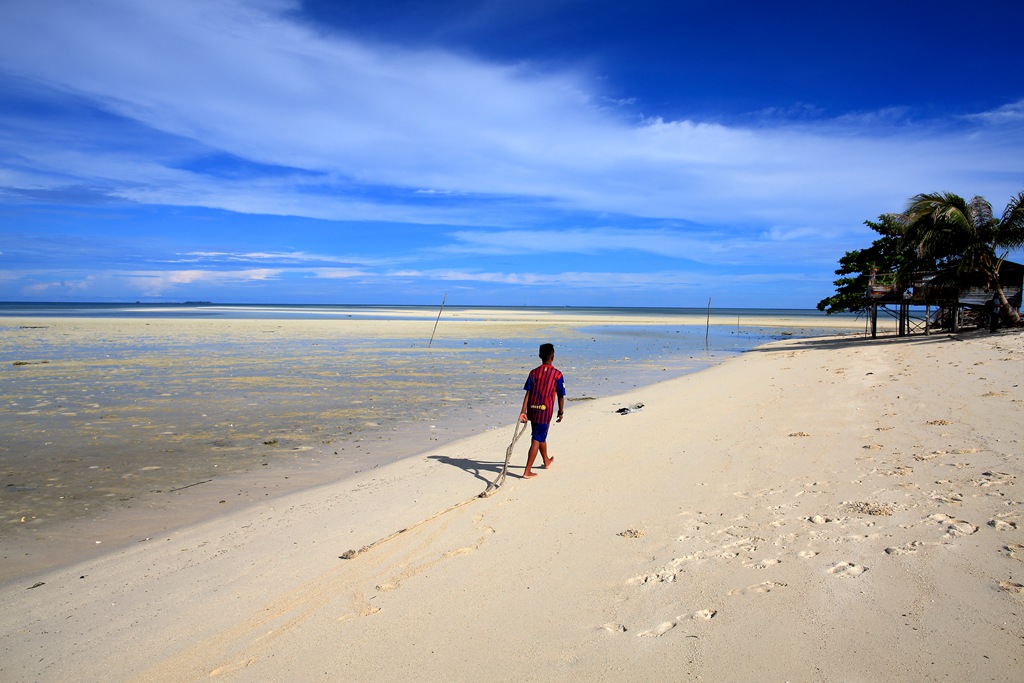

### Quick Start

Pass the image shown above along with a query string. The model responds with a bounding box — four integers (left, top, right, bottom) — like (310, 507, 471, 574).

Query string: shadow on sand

(745, 328, 1008, 355)
(428, 454, 520, 484)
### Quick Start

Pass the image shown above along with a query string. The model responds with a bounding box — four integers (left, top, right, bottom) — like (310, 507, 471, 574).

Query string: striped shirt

(523, 364, 565, 425)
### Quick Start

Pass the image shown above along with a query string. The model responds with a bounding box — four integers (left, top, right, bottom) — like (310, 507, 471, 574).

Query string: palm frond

(998, 191, 1024, 250)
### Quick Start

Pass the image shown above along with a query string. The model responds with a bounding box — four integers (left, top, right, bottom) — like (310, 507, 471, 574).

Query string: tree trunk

(984, 257, 1022, 326)
(995, 285, 1021, 325)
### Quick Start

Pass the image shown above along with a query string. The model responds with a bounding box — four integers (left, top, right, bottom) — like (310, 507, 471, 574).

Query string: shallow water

(0, 310, 851, 544)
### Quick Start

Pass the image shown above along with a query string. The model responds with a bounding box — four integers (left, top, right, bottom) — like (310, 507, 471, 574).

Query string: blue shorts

(531, 421, 551, 443)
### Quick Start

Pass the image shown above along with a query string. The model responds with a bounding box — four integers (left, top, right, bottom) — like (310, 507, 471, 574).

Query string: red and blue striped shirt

(523, 364, 565, 425)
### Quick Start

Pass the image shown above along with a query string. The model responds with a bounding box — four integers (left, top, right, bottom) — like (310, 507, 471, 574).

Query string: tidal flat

(0, 310, 858, 574)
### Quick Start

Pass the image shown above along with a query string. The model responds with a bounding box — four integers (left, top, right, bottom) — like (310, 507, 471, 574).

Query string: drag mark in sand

(135, 489, 497, 679)
(375, 523, 489, 592)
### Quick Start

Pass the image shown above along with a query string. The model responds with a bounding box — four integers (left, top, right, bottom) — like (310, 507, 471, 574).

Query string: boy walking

(518, 343, 565, 479)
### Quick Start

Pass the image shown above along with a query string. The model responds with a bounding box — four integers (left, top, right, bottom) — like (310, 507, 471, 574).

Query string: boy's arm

(556, 375, 566, 422)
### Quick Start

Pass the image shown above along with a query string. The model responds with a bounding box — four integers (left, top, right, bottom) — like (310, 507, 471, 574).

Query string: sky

(1, 0, 1022, 308)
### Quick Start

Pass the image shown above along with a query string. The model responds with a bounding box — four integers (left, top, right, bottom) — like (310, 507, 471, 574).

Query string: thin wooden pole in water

(428, 293, 447, 347)
(705, 297, 711, 350)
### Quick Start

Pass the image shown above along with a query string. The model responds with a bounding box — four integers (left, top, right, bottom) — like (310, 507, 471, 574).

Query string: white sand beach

(2, 325, 1021, 681)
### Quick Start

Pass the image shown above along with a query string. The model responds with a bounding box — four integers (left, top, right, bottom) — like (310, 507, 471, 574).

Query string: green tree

(901, 191, 1024, 325)
(816, 214, 914, 314)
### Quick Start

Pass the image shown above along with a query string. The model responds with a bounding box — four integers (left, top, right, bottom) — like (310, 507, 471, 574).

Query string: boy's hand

(519, 413, 528, 423)
(556, 410, 564, 423)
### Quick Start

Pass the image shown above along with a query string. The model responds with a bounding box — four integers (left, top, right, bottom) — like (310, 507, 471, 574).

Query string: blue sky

(1, 0, 1022, 307)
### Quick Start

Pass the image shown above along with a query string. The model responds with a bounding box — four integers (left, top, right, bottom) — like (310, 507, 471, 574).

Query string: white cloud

(0, 0, 1021, 235)
(966, 100, 1024, 125)
(386, 267, 813, 291)
(176, 250, 392, 267)
(441, 224, 855, 267)
(309, 267, 369, 280)
(1, 259, 382, 299)
(118, 268, 283, 295)
(440, 226, 739, 263)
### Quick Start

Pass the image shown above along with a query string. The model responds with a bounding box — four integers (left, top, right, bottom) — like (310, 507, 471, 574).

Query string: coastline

(1, 310, 868, 581)
(1, 325, 1020, 681)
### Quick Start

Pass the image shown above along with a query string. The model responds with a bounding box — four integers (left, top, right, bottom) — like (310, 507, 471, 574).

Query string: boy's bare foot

(544, 457, 554, 469)
(523, 471, 538, 479)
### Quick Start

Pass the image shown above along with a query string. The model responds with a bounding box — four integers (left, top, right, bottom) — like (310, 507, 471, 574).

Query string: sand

(3, 324, 1020, 682)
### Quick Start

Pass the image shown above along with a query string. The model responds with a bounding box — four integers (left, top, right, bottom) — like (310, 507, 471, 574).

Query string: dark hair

(539, 343, 555, 361)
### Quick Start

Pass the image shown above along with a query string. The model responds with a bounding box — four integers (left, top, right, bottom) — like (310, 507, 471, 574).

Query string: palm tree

(901, 191, 1024, 325)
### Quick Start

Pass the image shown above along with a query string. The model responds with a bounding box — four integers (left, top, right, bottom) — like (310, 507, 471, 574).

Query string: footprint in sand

(728, 581, 786, 595)
(638, 621, 677, 638)
(637, 610, 717, 637)
(798, 550, 819, 559)
(975, 471, 1016, 487)
(914, 450, 946, 461)
(828, 562, 868, 577)
(744, 558, 781, 569)
(1001, 543, 1024, 560)
(884, 541, 922, 555)
(929, 513, 978, 538)
(946, 521, 979, 538)
(930, 492, 963, 504)
(599, 623, 628, 633)
(718, 535, 764, 555)
(998, 581, 1024, 594)
(988, 519, 1018, 531)
(690, 609, 717, 620)
(627, 557, 689, 585)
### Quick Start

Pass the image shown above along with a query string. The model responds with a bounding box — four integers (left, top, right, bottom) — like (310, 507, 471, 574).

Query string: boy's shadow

(428, 454, 515, 484)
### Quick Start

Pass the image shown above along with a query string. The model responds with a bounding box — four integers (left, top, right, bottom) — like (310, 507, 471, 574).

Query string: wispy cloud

(174, 250, 394, 267)
(966, 100, 1024, 126)
(386, 267, 815, 291)
(8, 266, 294, 299)
(441, 224, 855, 268)
(1, 0, 1022, 305)
(1, 0, 1021, 232)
